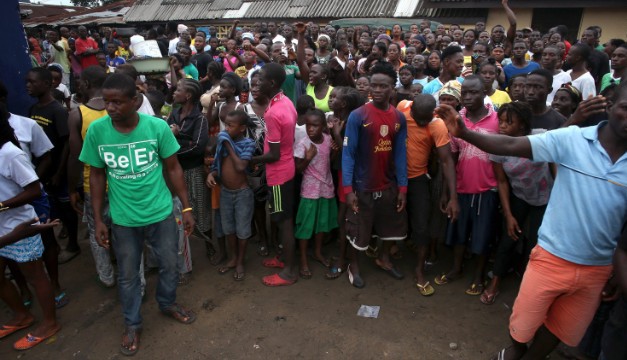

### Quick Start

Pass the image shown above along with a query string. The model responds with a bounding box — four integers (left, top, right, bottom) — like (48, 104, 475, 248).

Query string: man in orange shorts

(435, 81, 627, 360)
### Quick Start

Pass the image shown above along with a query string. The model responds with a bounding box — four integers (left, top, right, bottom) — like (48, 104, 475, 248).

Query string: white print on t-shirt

(99, 140, 160, 180)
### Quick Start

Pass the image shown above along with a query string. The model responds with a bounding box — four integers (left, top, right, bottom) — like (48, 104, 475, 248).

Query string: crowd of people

(2, 0, 626, 358)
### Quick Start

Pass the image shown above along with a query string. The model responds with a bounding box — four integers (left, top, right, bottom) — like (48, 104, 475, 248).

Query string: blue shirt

(503, 61, 540, 88)
(423, 76, 464, 96)
(529, 122, 627, 265)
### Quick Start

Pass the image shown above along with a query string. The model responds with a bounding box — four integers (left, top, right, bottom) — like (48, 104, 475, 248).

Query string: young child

(48, 65, 70, 110)
(395, 64, 416, 104)
(355, 75, 371, 100)
(295, 95, 315, 149)
(206, 110, 256, 281)
(294, 109, 338, 279)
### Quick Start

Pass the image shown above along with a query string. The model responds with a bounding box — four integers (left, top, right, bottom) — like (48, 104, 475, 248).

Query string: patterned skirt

(183, 165, 211, 233)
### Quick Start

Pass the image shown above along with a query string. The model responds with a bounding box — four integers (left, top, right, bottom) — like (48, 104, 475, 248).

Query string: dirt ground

(1, 226, 571, 360)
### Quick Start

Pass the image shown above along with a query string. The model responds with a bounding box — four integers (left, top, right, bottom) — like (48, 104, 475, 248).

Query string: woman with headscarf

(167, 79, 210, 281)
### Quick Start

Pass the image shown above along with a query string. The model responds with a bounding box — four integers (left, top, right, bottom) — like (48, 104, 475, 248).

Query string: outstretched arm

(294, 22, 310, 83)
(502, 0, 517, 46)
(436, 104, 532, 159)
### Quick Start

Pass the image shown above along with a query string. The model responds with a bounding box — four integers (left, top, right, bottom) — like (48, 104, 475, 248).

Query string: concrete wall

(580, 8, 627, 43)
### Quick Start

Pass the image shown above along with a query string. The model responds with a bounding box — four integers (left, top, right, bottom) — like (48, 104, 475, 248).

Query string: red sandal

(262, 273, 296, 287)
(262, 256, 285, 269)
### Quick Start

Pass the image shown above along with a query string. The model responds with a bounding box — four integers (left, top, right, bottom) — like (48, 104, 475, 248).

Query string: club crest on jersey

(380, 125, 388, 137)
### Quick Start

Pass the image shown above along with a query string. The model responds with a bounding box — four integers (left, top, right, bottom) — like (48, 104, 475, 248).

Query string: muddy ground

(1, 227, 573, 360)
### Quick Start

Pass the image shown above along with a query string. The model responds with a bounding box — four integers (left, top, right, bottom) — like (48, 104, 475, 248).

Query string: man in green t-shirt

(79, 73, 196, 356)
(270, 42, 301, 104)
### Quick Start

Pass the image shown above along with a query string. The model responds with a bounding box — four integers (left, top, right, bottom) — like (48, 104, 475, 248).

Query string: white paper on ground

(357, 305, 380, 318)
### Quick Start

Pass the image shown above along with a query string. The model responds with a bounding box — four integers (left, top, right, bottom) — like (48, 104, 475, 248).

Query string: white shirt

(138, 94, 156, 116)
(56, 83, 71, 99)
(0, 142, 39, 237)
(567, 70, 597, 99)
(8, 113, 54, 163)
(547, 70, 572, 106)
(168, 37, 180, 55)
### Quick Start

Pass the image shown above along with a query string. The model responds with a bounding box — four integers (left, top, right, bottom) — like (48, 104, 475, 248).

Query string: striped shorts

(267, 178, 295, 222)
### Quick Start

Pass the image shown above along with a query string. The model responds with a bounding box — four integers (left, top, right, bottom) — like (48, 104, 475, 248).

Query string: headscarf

(177, 24, 188, 35)
(557, 83, 583, 104)
(242, 32, 254, 41)
(438, 80, 462, 102)
(317, 34, 331, 43)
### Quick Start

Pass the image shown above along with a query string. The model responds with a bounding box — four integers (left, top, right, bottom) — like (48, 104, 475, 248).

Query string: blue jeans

(111, 213, 179, 330)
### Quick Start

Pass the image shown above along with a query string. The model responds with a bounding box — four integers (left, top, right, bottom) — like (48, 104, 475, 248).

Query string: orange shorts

(509, 246, 612, 346)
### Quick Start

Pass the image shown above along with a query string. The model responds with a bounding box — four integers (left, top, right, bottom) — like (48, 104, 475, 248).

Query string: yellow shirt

(489, 90, 512, 112)
(79, 104, 107, 193)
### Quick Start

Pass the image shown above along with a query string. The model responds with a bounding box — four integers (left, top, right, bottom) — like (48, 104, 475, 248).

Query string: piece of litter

(449, 342, 458, 350)
(253, 344, 260, 349)
(357, 305, 380, 318)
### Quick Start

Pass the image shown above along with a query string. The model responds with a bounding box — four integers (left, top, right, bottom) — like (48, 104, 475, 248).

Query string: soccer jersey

(342, 102, 408, 194)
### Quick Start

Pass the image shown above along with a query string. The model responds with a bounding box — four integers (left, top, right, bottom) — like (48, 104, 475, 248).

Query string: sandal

(55, 292, 70, 309)
(299, 268, 313, 280)
(262, 256, 285, 269)
(325, 263, 347, 280)
(233, 271, 245, 281)
(0, 321, 34, 339)
(465, 283, 485, 296)
(434, 274, 458, 285)
(311, 256, 330, 268)
(375, 259, 404, 280)
(480, 290, 500, 305)
(120, 327, 141, 356)
(262, 273, 296, 287)
(416, 281, 435, 296)
(162, 303, 196, 324)
(13, 326, 61, 351)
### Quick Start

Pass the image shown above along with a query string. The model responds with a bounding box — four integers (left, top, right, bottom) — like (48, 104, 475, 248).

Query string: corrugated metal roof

(23, 0, 134, 26)
(125, 0, 405, 22)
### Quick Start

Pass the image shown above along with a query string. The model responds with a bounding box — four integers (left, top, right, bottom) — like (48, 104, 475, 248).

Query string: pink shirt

(294, 134, 334, 199)
(450, 105, 499, 194)
(264, 92, 297, 186)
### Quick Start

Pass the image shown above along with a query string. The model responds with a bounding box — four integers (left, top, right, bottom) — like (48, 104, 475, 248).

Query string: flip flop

(162, 303, 196, 324)
(434, 274, 456, 285)
(13, 327, 60, 351)
(299, 268, 313, 280)
(480, 290, 500, 305)
(233, 271, 245, 281)
(0, 322, 33, 339)
(217, 266, 235, 275)
(262, 256, 285, 269)
(347, 264, 365, 289)
(465, 283, 485, 296)
(375, 259, 404, 280)
(55, 292, 70, 309)
(120, 327, 141, 356)
(262, 273, 296, 287)
(325, 264, 346, 280)
(416, 281, 435, 296)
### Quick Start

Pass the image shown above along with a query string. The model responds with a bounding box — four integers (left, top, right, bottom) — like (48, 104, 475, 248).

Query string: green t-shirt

(281, 64, 299, 104)
(600, 73, 620, 93)
(79, 113, 180, 227)
(183, 64, 199, 80)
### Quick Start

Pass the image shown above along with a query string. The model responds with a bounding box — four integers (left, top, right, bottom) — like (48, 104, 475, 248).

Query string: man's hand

(69, 191, 84, 216)
(94, 220, 110, 249)
(396, 191, 406, 213)
(346, 192, 359, 213)
(182, 212, 195, 237)
(435, 104, 466, 138)
(13, 218, 60, 239)
(602, 276, 620, 302)
(169, 123, 180, 136)
(443, 198, 459, 222)
(568, 95, 607, 126)
(506, 215, 522, 240)
(294, 22, 306, 35)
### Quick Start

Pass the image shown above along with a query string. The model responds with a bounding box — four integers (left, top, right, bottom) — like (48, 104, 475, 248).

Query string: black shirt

(588, 50, 610, 86)
(531, 108, 566, 133)
(29, 100, 69, 180)
(191, 53, 213, 84)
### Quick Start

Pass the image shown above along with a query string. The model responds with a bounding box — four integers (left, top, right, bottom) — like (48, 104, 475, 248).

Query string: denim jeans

(85, 194, 146, 291)
(145, 197, 192, 274)
(111, 213, 179, 329)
